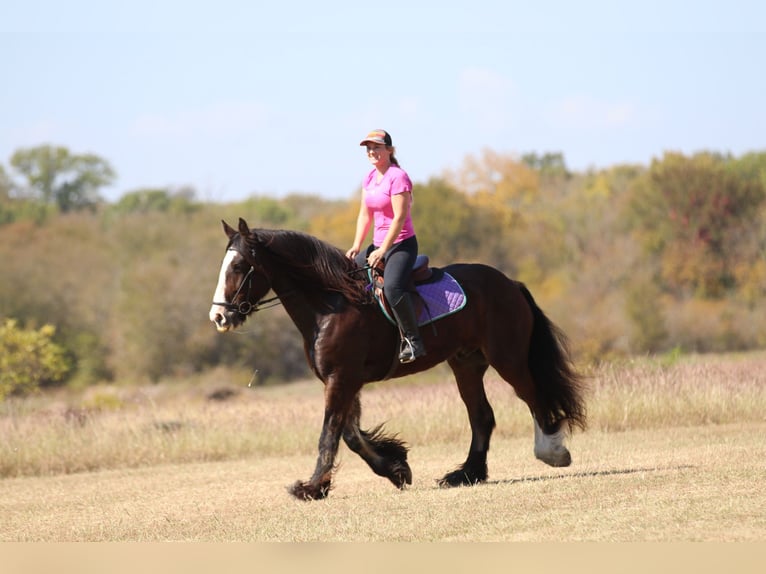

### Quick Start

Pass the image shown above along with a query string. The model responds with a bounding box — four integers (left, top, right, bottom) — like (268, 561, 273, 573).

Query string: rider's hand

(367, 248, 384, 268)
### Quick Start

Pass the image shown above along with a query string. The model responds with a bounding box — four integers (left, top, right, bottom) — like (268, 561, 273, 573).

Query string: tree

(10, 145, 116, 212)
(442, 149, 540, 269)
(0, 165, 13, 224)
(625, 152, 765, 297)
(0, 164, 11, 200)
(726, 152, 766, 304)
(522, 151, 570, 179)
(412, 178, 482, 261)
(112, 187, 200, 215)
(0, 319, 71, 399)
(445, 149, 540, 215)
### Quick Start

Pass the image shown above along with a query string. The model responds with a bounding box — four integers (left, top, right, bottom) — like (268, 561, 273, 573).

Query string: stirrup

(399, 338, 425, 364)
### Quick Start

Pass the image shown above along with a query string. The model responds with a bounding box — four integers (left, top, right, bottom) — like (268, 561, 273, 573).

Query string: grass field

(1, 352, 765, 541)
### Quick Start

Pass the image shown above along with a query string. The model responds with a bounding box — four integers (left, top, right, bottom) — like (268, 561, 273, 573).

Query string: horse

(209, 218, 586, 501)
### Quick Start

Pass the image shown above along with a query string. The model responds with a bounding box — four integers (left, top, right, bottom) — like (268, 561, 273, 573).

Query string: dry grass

(585, 351, 766, 430)
(1, 351, 765, 541)
(2, 352, 764, 479)
(1, 423, 764, 542)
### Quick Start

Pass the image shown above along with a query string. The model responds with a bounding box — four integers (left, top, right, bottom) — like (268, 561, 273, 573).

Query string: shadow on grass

(486, 464, 698, 486)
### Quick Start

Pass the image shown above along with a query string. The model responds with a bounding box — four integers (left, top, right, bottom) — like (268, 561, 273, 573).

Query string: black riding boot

(390, 293, 427, 364)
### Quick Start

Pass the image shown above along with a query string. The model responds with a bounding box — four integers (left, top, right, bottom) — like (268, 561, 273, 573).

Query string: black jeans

(355, 235, 418, 306)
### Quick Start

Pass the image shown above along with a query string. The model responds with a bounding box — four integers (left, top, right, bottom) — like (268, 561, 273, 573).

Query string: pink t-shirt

(363, 165, 415, 247)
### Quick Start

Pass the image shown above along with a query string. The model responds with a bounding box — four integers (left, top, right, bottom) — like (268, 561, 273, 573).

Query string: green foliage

(729, 151, 766, 189)
(0, 164, 55, 225)
(81, 389, 125, 412)
(521, 151, 570, 179)
(0, 198, 55, 225)
(0, 319, 71, 399)
(111, 187, 200, 216)
(236, 196, 293, 226)
(0, 164, 11, 200)
(625, 278, 668, 353)
(658, 345, 684, 367)
(9, 145, 115, 212)
(65, 330, 112, 387)
(412, 178, 491, 263)
(625, 151, 766, 298)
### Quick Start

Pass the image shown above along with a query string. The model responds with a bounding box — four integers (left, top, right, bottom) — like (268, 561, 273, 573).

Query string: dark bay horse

(209, 218, 586, 500)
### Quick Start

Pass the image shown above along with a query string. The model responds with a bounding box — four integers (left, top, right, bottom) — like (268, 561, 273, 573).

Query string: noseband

(211, 247, 282, 316)
(211, 265, 255, 315)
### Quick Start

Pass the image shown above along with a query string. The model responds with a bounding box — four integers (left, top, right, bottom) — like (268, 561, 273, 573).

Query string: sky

(2, 0, 765, 203)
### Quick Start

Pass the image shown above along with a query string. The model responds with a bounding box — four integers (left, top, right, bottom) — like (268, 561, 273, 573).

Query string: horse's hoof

(437, 467, 486, 488)
(535, 446, 572, 467)
(389, 462, 413, 489)
(289, 480, 331, 501)
(533, 422, 572, 467)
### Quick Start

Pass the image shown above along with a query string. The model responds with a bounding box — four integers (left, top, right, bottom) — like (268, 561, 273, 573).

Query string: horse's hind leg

(439, 351, 495, 487)
(492, 282, 585, 467)
(533, 416, 571, 467)
(492, 359, 573, 468)
(342, 394, 412, 489)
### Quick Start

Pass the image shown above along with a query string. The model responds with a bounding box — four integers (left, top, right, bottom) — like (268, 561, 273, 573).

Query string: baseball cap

(359, 129, 392, 147)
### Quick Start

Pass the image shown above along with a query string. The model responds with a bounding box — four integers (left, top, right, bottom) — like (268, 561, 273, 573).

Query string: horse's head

(209, 218, 272, 332)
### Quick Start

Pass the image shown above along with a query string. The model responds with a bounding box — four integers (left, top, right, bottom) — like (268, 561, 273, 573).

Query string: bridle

(212, 241, 374, 317)
(211, 248, 281, 317)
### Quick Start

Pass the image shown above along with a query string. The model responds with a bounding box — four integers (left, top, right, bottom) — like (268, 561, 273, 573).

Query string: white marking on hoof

(533, 418, 572, 467)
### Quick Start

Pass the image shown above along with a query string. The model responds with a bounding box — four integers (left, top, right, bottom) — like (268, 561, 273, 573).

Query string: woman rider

(345, 129, 426, 363)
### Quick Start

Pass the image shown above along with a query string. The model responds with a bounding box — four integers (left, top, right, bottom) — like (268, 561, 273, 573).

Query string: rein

(213, 243, 373, 317)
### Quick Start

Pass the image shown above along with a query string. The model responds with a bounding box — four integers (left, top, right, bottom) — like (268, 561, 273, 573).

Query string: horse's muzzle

(210, 304, 234, 332)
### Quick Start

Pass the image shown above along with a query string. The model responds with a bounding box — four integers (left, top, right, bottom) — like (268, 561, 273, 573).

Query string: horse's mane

(251, 229, 369, 305)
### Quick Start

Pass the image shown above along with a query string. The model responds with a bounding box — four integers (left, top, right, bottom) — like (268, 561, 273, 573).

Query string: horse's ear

(222, 220, 237, 239)
(238, 218, 252, 239)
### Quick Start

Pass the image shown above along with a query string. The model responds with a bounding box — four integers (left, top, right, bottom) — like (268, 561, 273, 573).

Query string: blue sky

(2, 0, 764, 202)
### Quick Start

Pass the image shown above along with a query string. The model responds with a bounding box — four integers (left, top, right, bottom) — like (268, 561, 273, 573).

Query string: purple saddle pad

(377, 272, 467, 326)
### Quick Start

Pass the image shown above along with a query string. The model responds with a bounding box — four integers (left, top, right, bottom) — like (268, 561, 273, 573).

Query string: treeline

(1, 145, 765, 394)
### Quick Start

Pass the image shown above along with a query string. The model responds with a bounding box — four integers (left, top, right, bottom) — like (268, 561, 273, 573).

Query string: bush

(0, 319, 71, 399)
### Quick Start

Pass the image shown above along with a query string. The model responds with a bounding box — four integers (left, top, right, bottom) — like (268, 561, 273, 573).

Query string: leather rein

(212, 245, 373, 317)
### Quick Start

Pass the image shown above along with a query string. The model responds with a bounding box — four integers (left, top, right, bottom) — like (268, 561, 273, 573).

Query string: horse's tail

(519, 283, 587, 433)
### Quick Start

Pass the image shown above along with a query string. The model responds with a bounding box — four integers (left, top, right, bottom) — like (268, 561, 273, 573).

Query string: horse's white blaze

(209, 250, 237, 327)
(533, 417, 571, 467)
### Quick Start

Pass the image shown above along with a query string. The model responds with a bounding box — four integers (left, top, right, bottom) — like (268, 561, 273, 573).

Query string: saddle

(369, 256, 466, 327)
(372, 255, 437, 289)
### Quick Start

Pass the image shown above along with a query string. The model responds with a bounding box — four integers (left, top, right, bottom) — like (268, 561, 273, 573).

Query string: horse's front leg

(289, 382, 355, 501)
(342, 394, 412, 489)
